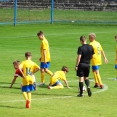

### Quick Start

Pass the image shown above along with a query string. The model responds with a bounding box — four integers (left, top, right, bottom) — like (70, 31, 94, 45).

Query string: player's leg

(92, 66, 99, 87)
(84, 65, 92, 97)
(26, 92, 31, 108)
(45, 62, 53, 76)
(48, 81, 63, 89)
(95, 68, 103, 89)
(78, 77, 84, 97)
(39, 68, 45, 85)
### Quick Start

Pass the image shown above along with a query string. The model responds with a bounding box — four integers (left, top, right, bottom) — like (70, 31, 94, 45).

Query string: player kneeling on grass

(19, 52, 40, 108)
(48, 66, 70, 89)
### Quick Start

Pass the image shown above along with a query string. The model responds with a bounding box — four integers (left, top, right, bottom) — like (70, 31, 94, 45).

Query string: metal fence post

(14, 0, 17, 26)
(51, 0, 54, 24)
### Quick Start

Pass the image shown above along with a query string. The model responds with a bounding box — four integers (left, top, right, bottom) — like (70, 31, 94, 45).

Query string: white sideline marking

(1, 31, 117, 39)
(0, 79, 108, 103)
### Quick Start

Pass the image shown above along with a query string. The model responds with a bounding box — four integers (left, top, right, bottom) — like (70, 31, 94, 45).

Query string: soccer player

(75, 36, 94, 97)
(115, 35, 117, 80)
(9, 60, 39, 90)
(9, 60, 23, 88)
(19, 52, 40, 108)
(37, 31, 53, 86)
(89, 33, 108, 89)
(48, 66, 70, 89)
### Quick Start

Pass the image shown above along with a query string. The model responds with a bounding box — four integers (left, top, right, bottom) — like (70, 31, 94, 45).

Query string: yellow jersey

(50, 71, 66, 85)
(20, 60, 38, 86)
(40, 37, 50, 62)
(90, 40, 103, 66)
(116, 46, 117, 64)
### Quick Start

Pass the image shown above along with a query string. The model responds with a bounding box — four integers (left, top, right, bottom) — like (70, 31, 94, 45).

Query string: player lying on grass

(48, 66, 70, 89)
(115, 35, 117, 80)
(19, 52, 40, 108)
(9, 60, 39, 90)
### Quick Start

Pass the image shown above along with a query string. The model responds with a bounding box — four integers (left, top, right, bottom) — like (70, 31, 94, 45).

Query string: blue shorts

(52, 80, 61, 86)
(115, 65, 117, 69)
(22, 84, 34, 92)
(40, 62, 50, 69)
(92, 66, 100, 70)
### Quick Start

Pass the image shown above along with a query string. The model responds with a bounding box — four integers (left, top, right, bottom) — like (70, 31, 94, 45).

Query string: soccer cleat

(48, 86, 52, 89)
(26, 100, 30, 108)
(87, 88, 92, 97)
(100, 85, 104, 89)
(38, 83, 45, 86)
(77, 94, 83, 97)
(94, 84, 99, 88)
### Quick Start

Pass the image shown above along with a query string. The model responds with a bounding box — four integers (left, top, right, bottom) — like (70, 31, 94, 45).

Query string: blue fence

(0, 0, 117, 25)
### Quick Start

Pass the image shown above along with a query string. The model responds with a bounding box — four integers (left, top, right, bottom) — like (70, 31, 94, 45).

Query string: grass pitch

(0, 24, 117, 117)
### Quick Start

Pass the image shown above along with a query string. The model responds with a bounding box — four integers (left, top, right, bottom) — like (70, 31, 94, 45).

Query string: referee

(75, 36, 94, 97)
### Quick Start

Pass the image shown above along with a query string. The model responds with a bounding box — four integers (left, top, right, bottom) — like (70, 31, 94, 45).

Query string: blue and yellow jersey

(50, 71, 66, 85)
(20, 60, 37, 86)
(116, 46, 117, 64)
(40, 37, 50, 62)
(90, 40, 103, 66)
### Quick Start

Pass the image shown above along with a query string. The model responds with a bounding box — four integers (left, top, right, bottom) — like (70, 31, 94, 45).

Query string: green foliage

(0, 24, 117, 117)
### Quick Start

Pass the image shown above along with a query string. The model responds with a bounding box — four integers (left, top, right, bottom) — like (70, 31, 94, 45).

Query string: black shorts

(76, 63, 90, 77)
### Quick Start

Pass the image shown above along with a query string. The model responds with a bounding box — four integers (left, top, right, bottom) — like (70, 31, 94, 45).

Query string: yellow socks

(93, 72, 98, 85)
(41, 72, 45, 83)
(27, 92, 31, 101)
(51, 85, 64, 89)
(96, 73, 102, 86)
(22, 92, 28, 100)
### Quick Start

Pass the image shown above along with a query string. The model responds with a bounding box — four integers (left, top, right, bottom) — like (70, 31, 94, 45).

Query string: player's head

(61, 66, 69, 73)
(80, 36, 86, 44)
(13, 60, 20, 69)
(37, 31, 44, 40)
(25, 52, 32, 59)
(89, 33, 96, 42)
(115, 35, 117, 42)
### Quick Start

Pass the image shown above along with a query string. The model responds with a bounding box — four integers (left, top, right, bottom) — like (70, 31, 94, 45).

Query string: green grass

(0, 24, 117, 117)
(0, 8, 117, 24)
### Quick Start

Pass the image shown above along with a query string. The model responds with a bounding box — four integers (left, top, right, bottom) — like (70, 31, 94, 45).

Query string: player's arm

(9, 76, 17, 88)
(19, 63, 25, 78)
(75, 54, 81, 70)
(64, 80, 70, 88)
(101, 50, 108, 64)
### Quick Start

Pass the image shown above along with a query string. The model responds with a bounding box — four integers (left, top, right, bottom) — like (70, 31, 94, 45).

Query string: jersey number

(97, 47, 100, 55)
(26, 67, 32, 76)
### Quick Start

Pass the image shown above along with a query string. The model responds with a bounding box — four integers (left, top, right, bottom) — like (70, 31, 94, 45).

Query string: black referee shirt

(77, 44, 94, 64)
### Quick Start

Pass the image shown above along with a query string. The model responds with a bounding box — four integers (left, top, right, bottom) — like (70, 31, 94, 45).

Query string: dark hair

(25, 52, 32, 57)
(115, 35, 117, 38)
(80, 36, 86, 42)
(61, 66, 69, 72)
(37, 31, 44, 36)
(13, 60, 20, 65)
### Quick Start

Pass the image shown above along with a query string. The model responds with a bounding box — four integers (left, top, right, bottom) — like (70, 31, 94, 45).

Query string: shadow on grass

(0, 105, 23, 109)
(0, 86, 20, 89)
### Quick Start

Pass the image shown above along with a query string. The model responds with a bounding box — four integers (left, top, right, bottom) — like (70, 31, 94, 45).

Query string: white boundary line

(0, 79, 108, 103)
(1, 31, 117, 39)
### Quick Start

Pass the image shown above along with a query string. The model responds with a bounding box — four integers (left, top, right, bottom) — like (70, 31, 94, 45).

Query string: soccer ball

(83, 86, 86, 92)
